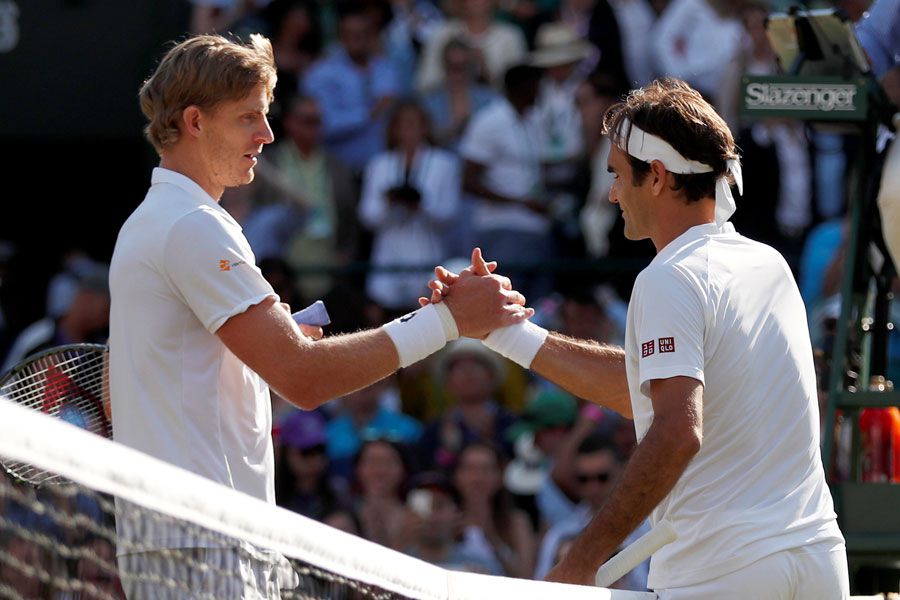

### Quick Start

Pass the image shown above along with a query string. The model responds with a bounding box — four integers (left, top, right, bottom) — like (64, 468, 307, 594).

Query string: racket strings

(1, 351, 105, 400)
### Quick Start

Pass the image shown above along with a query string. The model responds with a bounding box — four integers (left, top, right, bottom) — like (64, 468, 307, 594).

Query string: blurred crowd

(0, 0, 896, 595)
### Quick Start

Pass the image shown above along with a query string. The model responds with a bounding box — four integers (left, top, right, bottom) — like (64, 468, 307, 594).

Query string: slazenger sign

(740, 76, 868, 121)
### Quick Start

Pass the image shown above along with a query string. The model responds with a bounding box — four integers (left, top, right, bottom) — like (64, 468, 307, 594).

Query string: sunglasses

(576, 471, 611, 484)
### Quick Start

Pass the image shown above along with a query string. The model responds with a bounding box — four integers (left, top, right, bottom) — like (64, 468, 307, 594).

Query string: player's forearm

(530, 333, 632, 417)
(562, 416, 699, 580)
(273, 329, 400, 410)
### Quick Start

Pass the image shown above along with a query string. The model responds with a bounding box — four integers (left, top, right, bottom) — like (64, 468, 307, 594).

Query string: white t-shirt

(625, 222, 843, 589)
(459, 99, 549, 234)
(110, 168, 278, 549)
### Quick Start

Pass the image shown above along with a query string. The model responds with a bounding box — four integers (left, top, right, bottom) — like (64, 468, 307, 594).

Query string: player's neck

(159, 150, 224, 201)
(651, 197, 716, 253)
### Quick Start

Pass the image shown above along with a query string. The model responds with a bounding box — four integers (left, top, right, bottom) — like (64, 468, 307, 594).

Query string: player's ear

(649, 160, 668, 196)
(181, 106, 203, 138)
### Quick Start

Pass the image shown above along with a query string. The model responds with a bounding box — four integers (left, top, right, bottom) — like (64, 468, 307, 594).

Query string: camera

(386, 183, 422, 207)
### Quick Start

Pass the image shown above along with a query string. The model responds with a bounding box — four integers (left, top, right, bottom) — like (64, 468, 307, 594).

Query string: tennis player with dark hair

(427, 78, 848, 597)
(109, 33, 530, 599)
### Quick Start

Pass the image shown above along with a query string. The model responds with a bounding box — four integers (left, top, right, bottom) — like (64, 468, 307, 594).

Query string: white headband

(616, 119, 743, 226)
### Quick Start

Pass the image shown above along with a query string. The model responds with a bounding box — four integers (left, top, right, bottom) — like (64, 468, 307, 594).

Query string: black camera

(386, 183, 422, 207)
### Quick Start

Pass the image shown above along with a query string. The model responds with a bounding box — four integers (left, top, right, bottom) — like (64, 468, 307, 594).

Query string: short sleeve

(163, 208, 277, 333)
(631, 266, 706, 396)
(459, 112, 497, 165)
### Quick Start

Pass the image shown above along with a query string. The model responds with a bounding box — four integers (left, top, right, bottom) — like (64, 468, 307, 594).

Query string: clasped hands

(417, 248, 533, 339)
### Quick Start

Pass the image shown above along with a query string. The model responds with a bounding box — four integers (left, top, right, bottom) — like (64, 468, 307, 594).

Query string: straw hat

(529, 22, 594, 68)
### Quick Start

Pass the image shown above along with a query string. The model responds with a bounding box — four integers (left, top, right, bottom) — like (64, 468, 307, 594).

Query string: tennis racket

(0, 343, 111, 485)
(595, 520, 676, 588)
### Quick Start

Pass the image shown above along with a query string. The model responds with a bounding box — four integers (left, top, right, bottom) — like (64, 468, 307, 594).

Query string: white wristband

(482, 321, 549, 369)
(383, 303, 458, 368)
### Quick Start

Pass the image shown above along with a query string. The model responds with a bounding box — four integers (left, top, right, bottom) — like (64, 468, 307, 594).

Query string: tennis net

(0, 398, 655, 599)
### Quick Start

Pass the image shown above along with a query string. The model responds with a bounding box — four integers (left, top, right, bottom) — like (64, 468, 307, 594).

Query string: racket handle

(594, 520, 676, 588)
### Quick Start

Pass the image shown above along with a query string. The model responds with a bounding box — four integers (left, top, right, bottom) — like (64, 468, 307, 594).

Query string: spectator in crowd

(402, 471, 501, 574)
(528, 23, 594, 188)
(503, 389, 579, 529)
(323, 507, 363, 536)
(568, 88, 632, 261)
(274, 409, 345, 521)
(358, 100, 461, 315)
(419, 338, 517, 470)
(188, 0, 270, 34)
(352, 438, 411, 549)
(533, 433, 649, 590)
(2, 259, 109, 373)
(649, 0, 743, 103)
(452, 441, 537, 578)
(554, 0, 630, 89)
(259, 0, 324, 111)
(460, 64, 554, 302)
(419, 37, 499, 152)
(383, 0, 446, 95)
(303, 3, 400, 172)
(607, 0, 656, 87)
(416, 0, 528, 91)
(227, 94, 358, 300)
(856, 0, 900, 105)
(326, 377, 423, 481)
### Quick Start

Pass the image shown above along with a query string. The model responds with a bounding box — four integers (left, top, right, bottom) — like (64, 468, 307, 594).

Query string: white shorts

(118, 547, 284, 600)
(656, 541, 849, 600)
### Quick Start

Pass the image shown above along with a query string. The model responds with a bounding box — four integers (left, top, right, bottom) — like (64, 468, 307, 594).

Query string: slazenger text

(745, 83, 858, 112)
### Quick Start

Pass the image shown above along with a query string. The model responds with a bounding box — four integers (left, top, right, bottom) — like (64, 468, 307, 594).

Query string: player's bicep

(216, 297, 313, 400)
(648, 376, 704, 448)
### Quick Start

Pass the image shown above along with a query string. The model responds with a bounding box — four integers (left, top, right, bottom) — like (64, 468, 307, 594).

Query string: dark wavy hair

(602, 77, 739, 203)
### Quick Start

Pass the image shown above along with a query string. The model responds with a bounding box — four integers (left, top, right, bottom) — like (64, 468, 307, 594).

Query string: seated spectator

(275, 410, 346, 521)
(358, 100, 460, 315)
(554, 0, 630, 89)
(416, 0, 527, 92)
(227, 94, 358, 300)
(460, 64, 555, 302)
(452, 442, 536, 578)
(302, 3, 400, 172)
(326, 378, 423, 481)
(419, 37, 498, 151)
(259, 0, 325, 113)
(533, 433, 649, 590)
(403, 471, 501, 574)
(383, 0, 446, 95)
(419, 338, 516, 470)
(504, 389, 579, 529)
(2, 258, 109, 373)
(352, 439, 412, 549)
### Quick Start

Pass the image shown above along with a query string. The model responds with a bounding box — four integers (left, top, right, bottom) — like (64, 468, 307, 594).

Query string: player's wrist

(383, 303, 459, 368)
(482, 320, 548, 369)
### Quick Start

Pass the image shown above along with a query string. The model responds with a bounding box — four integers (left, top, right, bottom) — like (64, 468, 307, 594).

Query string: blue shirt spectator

(856, 0, 900, 78)
(302, 5, 400, 171)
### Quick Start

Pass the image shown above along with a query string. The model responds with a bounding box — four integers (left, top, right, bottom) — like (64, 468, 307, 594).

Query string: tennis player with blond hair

(109, 33, 530, 599)
(429, 78, 848, 598)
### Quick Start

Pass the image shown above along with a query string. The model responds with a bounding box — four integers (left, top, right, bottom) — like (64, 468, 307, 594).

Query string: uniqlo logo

(641, 340, 655, 358)
(659, 337, 675, 353)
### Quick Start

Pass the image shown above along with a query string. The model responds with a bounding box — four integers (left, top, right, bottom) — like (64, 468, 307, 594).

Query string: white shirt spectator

(358, 146, 461, 309)
(459, 99, 549, 234)
(650, 0, 742, 94)
(416, 20, 527, 92)
(624, 222, 844, 589)
(530, 75, 584, 163)
(110, 168, 277, 549)
(608, 0, 656, 86)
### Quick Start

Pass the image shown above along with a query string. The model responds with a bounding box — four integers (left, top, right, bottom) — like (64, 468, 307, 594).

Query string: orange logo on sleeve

(219, 260, 231, 271)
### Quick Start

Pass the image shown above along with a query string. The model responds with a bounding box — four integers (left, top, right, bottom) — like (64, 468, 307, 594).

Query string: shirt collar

(151, 167, 242, 229)
(653, 221, 736, 264)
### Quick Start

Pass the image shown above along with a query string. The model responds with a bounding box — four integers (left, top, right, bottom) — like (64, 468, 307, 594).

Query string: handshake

(383, 248, 549, 372)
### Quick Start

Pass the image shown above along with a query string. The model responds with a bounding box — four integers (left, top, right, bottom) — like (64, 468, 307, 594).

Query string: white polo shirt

(459, 98, 550, 234)
(110, 168, 278, 549)
(625, 222, 843, 589)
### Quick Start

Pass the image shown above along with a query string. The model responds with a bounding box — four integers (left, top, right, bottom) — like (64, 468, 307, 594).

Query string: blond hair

(139, 34, 277, 154)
